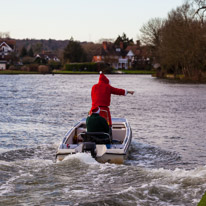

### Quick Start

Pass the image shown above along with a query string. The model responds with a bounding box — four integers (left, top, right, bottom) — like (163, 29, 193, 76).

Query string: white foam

(140, 165, 206, 205)
(62, 153, 99, 165)
(21, 158, 54, 167)
(0, 158, 55, 196)
(0, 160, 12, 166)
(0, 176, 16, 195)
(150, 165, 206, 179)
(116, 186, 136, 194)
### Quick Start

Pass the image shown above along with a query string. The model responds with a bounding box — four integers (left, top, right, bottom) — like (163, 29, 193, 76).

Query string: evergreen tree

(28, 48, 34, 57)
(20, 46, 27, 57)
(63, 38, 87, 63)
(114, 33, 134, 50)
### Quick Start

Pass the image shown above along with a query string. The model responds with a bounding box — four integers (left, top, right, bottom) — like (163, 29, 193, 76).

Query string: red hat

(91, 105, 100, 113)
(98, 71, 109, 84)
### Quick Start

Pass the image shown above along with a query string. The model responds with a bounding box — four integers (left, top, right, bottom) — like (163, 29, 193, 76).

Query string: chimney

(136, 40, 140, 48)
(103, 41, 107, 50)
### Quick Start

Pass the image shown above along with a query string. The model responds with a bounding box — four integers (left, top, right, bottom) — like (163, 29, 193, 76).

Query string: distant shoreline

(0, 70, 155, 75)
(1, 70, 206, 83)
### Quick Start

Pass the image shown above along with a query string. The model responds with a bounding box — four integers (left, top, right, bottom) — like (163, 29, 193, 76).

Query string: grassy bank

(153, 73, 206, 83)
(118, 70, 155, 74)
(0, 69, 155, 75)
(53, 70, 98, 74)
(0, 70, 97, 75)
(54, 70, 155, 75)
(198, 192, 206, 206)
(0, 70, 39, 75)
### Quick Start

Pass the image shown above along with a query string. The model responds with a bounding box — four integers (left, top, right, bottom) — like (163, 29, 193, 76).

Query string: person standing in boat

(90, 71, 134, 129)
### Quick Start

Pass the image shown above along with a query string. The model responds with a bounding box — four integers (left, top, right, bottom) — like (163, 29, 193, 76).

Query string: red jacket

(91, 73, 126, 107)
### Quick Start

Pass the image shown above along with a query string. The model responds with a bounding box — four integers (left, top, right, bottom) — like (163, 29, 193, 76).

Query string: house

(35, 51, 60, 63)
(0, 39, 16, 69)
(0, 60, 7, 70)
(92, 55, 103, 63)
(92, 41, 148, 70)
(92, 41, 129, 69)
(125, 41, 152, 69)
(125, 43, 141, 68)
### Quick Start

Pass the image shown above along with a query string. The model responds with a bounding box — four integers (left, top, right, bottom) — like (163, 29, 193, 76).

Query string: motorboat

(56, 118, 132, 164)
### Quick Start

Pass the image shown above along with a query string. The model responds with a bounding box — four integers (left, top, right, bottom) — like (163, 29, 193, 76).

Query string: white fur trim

(100, 71, 102, 74)
(93, 107, 100, 114)
(125, 90, 128, 96)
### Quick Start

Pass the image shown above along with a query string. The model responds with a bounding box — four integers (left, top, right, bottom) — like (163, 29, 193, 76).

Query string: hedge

(64, 62, 97, 72)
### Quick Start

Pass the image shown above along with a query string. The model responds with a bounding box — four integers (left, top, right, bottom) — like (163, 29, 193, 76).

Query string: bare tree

(159, 3, 206, 79)
(140, 18, 165, 64)
(140, 18, 165, 47)
(191, 0, 206, 22)
(0, 32, 10, 38)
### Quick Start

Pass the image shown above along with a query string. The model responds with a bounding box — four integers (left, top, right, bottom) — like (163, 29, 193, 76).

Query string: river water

(0, 74, 206, 206)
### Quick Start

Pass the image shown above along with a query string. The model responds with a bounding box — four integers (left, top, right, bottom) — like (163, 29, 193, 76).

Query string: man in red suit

(90, 72, 134, 127)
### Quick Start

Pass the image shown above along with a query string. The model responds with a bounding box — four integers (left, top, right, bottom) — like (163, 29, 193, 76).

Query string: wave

(126, 141, 181, 169)
(58, 153, 99, 165)
(0, 146, 206, 206)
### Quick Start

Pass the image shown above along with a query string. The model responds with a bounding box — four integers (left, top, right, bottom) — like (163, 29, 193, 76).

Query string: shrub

(21, 66, 30, 71)
(48, 60, 62, 70)
(27, 64, 39, 72)
(64, 62, 97, 71)
(8, 65, 19, 70)
(64, 62, 113, 73)
(22, 57, 35, 65)
(38, 65, 49, 73)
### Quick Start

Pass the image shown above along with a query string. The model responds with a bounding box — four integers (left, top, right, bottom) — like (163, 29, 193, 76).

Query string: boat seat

(81, 132, 111, 144)
(111, 128, 126, 142)
(77, 127, 87, 142)
(112, 139, 122, 144)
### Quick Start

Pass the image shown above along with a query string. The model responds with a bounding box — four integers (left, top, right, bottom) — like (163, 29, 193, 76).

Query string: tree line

(3, 0, 206, 78)
(140, 0, 206, 81)
(63, 34, 134, 64)
(15, 33, 134, 63)
(1, 33, 135, 72)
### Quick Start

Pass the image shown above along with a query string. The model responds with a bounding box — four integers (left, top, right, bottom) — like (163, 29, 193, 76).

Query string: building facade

(0, 39, 16, 70)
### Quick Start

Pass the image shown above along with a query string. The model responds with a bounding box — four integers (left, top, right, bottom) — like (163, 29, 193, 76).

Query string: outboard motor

(82, 142, 97, 158)
(81, 132, 111, 144)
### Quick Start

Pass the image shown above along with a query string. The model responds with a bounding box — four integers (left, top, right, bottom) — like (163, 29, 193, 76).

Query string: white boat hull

(56, 118, 132, 164)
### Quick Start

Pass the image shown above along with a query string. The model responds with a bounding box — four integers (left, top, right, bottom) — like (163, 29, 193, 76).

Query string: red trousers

(99, 106, 112, 127)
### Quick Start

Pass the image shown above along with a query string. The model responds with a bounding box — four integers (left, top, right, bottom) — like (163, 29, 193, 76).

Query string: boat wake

(0, 142, 206, 205)
(59, 153, 99, 165)
(126, 140, 182, 169)
(0, 144, 57, 162)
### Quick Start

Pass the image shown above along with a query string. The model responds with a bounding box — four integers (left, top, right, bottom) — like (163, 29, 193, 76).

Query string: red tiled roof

(0, 39, 16, 49)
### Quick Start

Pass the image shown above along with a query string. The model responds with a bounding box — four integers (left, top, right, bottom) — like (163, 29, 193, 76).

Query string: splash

(60, 153, 99, 165)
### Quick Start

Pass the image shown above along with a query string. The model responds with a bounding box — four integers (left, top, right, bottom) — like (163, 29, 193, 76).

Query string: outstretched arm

(110, 86, 134, 96)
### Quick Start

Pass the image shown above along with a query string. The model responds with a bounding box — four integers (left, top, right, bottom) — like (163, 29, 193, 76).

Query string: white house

(93, 41, 144, 70)
(0, 60, 7, 70)
(0, 39, 16, 69)
(126, 50, 135, 68)
(118, 58, 128, 69)
(35, 52, 60, 62)
(0, 42, 13, 57)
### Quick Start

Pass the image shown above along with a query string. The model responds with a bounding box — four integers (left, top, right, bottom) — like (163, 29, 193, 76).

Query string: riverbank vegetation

(0, 70, 39, 75)
(140, 0, 206, 82)
(0, 69, 155, 75)
(198, 192, 206, 206)
(1, 0, 206, 82)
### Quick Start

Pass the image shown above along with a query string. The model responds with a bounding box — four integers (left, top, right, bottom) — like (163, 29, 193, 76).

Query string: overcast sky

(1, 0, 184, 42)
